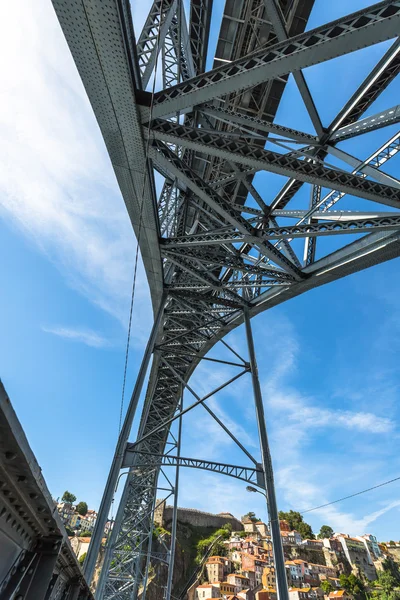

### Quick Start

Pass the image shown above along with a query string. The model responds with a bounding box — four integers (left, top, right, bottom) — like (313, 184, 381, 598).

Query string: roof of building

(289, 588, 311, 592)
(197, 584, 215, 588)
(329, 592, 347, 598)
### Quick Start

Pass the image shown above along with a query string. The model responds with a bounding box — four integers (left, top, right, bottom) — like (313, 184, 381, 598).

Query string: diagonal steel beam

(327, 145, 400, 188)
(142, 1, 400, 120)
(151, 140, 304, 278)
(200, 104, 317, 144)
(149, 121, 400, 207)
(137, 0, 178, 88)
(263, 0, 324, 138)
(329, 37, 400, 132)
(332, 103, 400, 142)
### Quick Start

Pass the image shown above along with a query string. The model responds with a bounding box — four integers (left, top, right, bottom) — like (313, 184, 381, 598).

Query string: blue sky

(0, 0, 399, 542)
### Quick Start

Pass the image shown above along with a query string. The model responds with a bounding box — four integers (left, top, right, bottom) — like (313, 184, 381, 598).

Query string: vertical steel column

(243, 308, 288, 600)
(84, 292, 168, 585)
(141, 493, 158, 600)
(165, 394, 183, 600)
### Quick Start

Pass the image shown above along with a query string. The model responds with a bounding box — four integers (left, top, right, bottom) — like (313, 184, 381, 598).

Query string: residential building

(242, 553, 268, 586)
(281, 531, 302, 546)
(227, 574, 250, 592)
(308, 563, 336, 579)
(285, 561, 303, 586)
(206, 557, 231, 583)
(70, 509, 97, 532)
(309, 589, 324, 600)
(358, 534, 381, 559)
(57, 502, 75, 525)
(241, 570, 256, 589)
(301, 539, 323, 549)
(196, 585, 220, 600)
(254, 522, 269, 538)
(262, 539, 273, 562)
(256, 590, 277, 600)
(337, 535, 376, 580)
(288, 588, 311, 600)
(69, 536, 92, 560)
(323, 538, 342, 554)
(228, 537, 244, 551)
(328, 592, 351, 600)
(262, 566, 276, 590)
(243, 520, 258, 534)
(231, 550, 242, 564)
(213, 582, 236, 596)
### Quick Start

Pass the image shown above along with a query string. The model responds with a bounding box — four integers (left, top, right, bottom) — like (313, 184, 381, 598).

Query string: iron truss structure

(50, 0, 400, 599)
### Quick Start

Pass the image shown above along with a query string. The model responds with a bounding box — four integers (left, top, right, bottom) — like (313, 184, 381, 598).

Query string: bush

(80, 531, 92, 537)
(153, 526, 170, 539)
(79, 552, 87, 566)
(195, 529, 228, 564)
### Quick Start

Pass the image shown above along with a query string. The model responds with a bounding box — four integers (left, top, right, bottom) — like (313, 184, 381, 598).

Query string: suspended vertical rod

(165, 392, 183, 600)
(84, 292, 168, 585)
(142, 493, 159, 600)
(243, 307, 289, 600)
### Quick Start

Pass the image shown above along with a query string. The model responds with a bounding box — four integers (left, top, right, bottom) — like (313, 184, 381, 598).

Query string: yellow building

(262, 566, 275, 590)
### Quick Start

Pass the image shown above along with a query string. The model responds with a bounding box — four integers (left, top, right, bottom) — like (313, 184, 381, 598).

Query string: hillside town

(192, 513, 400, 600)
(56, 493, 400, 599)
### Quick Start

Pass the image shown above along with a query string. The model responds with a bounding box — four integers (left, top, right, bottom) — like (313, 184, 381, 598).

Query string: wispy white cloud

(42, 325, 109, 348)
(255, 311, 399, 536)
(0, 1, 153, 333)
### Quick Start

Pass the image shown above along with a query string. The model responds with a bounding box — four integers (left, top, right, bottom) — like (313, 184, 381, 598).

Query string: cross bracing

(50, 0, 400, 599)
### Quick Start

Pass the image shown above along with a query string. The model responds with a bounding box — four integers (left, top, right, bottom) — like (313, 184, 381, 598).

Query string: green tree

(319, 525, 334, 539)
(80, 530, 92, 537)
(339, 573, 366, 599)
(78, 552, 87, 566)
(382, 557, 400, 584)
(377, 570, 398, 594)
(76, 501, 88, 516)
(242, 512, 259, 523)
(61, 491, 76, 504)
(320, 580, 334, 594)
(278, 510, 314, 539)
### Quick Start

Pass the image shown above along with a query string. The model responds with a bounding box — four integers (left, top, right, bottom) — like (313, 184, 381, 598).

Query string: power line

(118, 0, 165, 434)
(263, 474, 400, 524)
(300, 474, 400, 515)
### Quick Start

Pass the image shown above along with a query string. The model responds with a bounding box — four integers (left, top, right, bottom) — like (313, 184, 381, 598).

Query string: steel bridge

(8, 0, 398, 598)
(0, 382, 94, 600)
